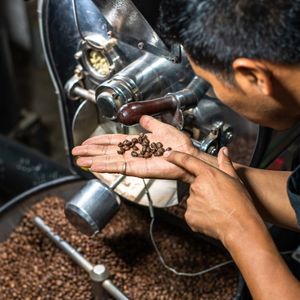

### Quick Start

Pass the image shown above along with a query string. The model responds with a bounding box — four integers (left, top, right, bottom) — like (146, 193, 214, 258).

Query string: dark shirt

(288, 165, 300, 227)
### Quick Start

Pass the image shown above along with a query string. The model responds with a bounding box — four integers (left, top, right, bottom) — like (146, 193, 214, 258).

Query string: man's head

(160, 0, 300, 129)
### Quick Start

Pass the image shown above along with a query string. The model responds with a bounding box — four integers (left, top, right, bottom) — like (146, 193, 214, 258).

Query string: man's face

(189, 59, 299, 130)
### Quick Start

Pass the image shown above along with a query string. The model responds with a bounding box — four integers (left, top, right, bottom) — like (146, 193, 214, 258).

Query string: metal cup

(65, 176, 125, 236)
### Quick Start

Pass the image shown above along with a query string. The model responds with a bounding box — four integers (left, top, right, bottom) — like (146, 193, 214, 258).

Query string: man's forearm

(225, 219, 300, 300)
(235, 165, 298, 230)
(195, 149, 298, 230)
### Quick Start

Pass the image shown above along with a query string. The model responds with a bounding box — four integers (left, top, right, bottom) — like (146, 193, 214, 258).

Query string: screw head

(225, 131, 233, 143)
(138, 42, 144, 50)
(208, 146, 218, 156)
(89, 264, 109, 282)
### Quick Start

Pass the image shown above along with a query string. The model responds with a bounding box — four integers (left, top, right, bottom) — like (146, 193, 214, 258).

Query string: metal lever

(117, 77, 210, 126)
(34, 216, 129, 300)
(117, 95, 177, 125)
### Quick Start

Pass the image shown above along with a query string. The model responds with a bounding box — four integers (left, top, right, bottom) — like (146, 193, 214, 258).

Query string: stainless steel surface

(73, 86, 96, 102)
(64, 176, 125, 236)
(96, 52, 193, 120)
(90, 0, 174, 60)
(34, 216, 94, 272)
(160, 77, 210, 129)
(72, 100, 99, 146)
(192, 97, 259, 164)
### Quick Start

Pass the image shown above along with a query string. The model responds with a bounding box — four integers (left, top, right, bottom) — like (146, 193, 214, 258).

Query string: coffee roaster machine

(1, 0, 300, 299)
(39, 0, 265, 233)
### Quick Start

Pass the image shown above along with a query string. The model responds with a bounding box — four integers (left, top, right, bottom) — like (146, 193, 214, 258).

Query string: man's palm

(72, 116, 195, 181)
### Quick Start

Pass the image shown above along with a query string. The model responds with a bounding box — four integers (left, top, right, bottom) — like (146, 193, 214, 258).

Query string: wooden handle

(117, 96, 177, 125)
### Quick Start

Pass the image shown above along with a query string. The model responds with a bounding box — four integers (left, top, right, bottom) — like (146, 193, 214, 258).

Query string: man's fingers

(72, 145, 116, 156)
(217, 147, 239, 179)
(89, 159, 147, 177)
(140, 115, 173, 133)
(164, 151, 209, 176)
(82, 134, 131, 145)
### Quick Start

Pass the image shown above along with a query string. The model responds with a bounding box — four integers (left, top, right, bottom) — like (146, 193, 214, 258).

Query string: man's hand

(72, 115, 197, 182)
(164, 147, 265, 245)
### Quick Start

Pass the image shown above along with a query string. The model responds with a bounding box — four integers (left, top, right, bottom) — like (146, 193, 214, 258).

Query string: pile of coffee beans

(0, 197, 238, 299)
(117, 133, 172, 158)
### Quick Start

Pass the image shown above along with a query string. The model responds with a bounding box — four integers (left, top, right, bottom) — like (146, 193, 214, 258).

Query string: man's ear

(232, 58, 273, 96)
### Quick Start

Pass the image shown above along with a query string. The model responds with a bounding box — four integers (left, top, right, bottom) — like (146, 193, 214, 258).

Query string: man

(72, 0, 300, 298)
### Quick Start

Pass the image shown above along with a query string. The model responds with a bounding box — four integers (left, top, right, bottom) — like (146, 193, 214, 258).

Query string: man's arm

(236, 166, 298, 230)
(165, 149, 300, 300)
(225, 216, 300, 300)
(195, 150, 298, 230)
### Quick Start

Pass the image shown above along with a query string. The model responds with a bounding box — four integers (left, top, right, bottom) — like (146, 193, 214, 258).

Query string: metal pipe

(109, 174, 126, 190)
(102, 279, 129, 300)
(34, 216, 129, 300)
(34, 216, 93, 272)
(73, 86, 96, 103)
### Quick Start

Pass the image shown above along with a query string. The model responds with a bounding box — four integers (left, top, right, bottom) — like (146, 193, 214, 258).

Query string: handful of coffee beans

(117, 132, 172, 158)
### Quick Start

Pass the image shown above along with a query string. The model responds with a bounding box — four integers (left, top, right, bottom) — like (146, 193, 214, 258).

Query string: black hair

(159, 0, 300, 78)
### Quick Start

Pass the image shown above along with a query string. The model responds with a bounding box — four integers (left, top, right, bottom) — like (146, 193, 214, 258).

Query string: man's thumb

(217, 147, 238, 178)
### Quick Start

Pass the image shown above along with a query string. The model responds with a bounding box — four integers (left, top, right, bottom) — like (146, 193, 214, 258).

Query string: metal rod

(34, 216, 93, 272)
(73, 86, 96, 102)
(103, 279, 129, 300)
(109, 174, 126, 190)
(34, 216, 129, 300)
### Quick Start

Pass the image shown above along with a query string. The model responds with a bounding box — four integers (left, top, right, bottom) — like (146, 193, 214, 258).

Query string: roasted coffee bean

(150, 142, 157, 149)
(157, 149, 164, 155)
(131, 151, 138, 157)
(131, 138, 138, 144)
(138, 137, 143, 144)
(142, 146, 147, 152)
(118, 142, 124, 147)
(166, 147, 172, 151)
(156, 142, 163, 148)
(142, 140, 149, 146)
(0, 197, 238, 299)
(123, 146, 130, 151)
(139, 132, 145, 138)
(132, 146, 139, 151)
(123, 139, 130, 145)
(117, 149, 125, 155)
(144, 153, 152, 158)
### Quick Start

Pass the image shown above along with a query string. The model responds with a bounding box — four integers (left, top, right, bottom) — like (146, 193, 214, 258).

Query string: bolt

(74, 51, 83, 60)
(207, 145, 218, 156)
(225, 131, 233, 143)
(211, 128, 218, 136)
(171, 56, 180, 64)
(138, 42, 145, 50)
